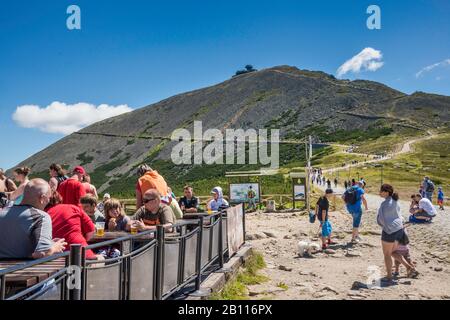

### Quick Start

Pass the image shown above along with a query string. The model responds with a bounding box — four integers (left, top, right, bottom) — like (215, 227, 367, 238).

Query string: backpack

(426, 181, 435, 193)
(344, 187, 358, 205)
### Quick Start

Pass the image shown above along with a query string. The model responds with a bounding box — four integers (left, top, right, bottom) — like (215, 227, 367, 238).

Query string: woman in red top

(45, 191, 100, 260)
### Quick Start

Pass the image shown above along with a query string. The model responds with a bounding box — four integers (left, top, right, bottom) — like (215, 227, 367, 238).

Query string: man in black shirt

(178, 186, 200, 213)
(316, 188, 336, 250)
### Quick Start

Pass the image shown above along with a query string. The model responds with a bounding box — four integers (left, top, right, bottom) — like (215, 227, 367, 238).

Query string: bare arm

(32, 239, 67, 259)
(85, 231, 95, 241)
(92, 186, 98, 199)
(321, 209, 326, 222)
(136, 189, 143, 209)
(49, 177, 58, 191)
(361, 195, 368, 210)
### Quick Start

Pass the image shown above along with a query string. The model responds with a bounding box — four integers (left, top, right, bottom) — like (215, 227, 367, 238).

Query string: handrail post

(218, 212, 224, 268)
(64, 254, 70, 300)
(195, 216, 204, 291)
(0, 275, 5, 300)
(242, 204, 246, 242)
(69, 244, 82, 301)
(189, 216, 209, 297)
(155, 225, 165, 300)
(178, 224, 185, 285)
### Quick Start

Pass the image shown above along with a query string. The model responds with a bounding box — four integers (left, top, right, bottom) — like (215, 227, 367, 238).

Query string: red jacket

(57, 178, 86, 207)
(46, 204, 96, 259)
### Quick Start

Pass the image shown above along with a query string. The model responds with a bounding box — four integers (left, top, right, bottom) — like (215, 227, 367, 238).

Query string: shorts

(381, 228, 405, 243)
(348, 208, 363, 228)
(437, 199, 443, 206)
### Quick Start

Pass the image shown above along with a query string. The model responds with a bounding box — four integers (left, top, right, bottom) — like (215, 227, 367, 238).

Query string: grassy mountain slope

(10, 65, 450, 196)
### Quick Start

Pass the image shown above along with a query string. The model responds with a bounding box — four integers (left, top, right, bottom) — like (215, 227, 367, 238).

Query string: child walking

(437, 187, 445, 211)
(316, 188, 336, 250)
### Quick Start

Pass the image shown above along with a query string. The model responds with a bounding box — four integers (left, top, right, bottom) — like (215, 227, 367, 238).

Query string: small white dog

(297, 241, 321, 257)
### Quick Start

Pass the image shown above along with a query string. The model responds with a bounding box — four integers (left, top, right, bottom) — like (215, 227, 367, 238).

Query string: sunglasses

(143, 198, 157, 204)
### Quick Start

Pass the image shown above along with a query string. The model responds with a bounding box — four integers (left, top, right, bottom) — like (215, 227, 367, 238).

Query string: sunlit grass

(209, 252, 268, 300)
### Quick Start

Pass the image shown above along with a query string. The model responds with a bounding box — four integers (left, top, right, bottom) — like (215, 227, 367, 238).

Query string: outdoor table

(0, 258, 66, 290)
(88, 231, 156, 255)
(182, 211, 217, 219)
(89, 231, 154, 242)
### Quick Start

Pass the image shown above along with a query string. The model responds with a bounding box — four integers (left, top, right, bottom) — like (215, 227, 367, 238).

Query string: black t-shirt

(178, 196, 199, 210)
(316, 197, 329, 222)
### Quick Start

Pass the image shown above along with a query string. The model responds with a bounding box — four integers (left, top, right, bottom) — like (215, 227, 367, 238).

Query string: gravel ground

(244, 189, 450, 300)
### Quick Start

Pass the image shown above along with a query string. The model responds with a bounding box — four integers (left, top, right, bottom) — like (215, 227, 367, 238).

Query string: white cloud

(415, 59, 450, 78)
(13, 101, 133, 135)
(336, 47, 384, 78)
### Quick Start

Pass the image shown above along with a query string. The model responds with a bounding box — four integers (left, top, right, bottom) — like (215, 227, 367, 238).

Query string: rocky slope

(10, 65, 450, 192)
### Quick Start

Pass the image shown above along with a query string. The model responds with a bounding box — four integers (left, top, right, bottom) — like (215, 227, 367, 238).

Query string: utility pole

(380, 165, 384, 187)
(306, 135, 312, 213)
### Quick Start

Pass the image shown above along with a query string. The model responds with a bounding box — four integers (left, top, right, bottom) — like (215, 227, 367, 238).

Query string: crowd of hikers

(0, 164, 229, 261)
(313, 168, 445, 285)
(0, 162, 447, 289)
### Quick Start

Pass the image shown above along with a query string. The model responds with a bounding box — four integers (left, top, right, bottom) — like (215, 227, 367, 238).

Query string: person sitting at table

(178, 185, 200, 214)
(104, 198, 131, 231)
(206, 186, 229, 211)
(0, 179, 66, 259)
(80, 194, 105, 223)
(168, 187, 183, 219)
(132, 189, 176, 232)
(45, 191, 103, 260)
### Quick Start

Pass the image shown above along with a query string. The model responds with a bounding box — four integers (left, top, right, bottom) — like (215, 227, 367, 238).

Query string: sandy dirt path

(245, 198, 450, 300)
(323, 131, 436, 175)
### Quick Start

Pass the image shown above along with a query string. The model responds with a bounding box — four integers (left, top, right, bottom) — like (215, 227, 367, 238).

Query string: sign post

(290, 172, 306, 210)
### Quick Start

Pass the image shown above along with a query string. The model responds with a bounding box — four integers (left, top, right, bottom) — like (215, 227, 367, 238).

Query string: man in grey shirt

(0, 179, 66, 259)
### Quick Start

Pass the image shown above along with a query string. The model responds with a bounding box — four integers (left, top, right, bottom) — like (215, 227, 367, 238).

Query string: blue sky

(1, 0, 449, 170)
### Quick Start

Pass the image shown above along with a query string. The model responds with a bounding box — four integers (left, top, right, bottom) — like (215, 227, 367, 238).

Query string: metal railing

(0, 252, 71, 301)
(0, 205, 244, 300)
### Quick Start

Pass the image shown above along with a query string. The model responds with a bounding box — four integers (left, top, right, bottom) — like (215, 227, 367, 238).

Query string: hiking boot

(380, 277, 398, 286)
(407, 269, 420, 279)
